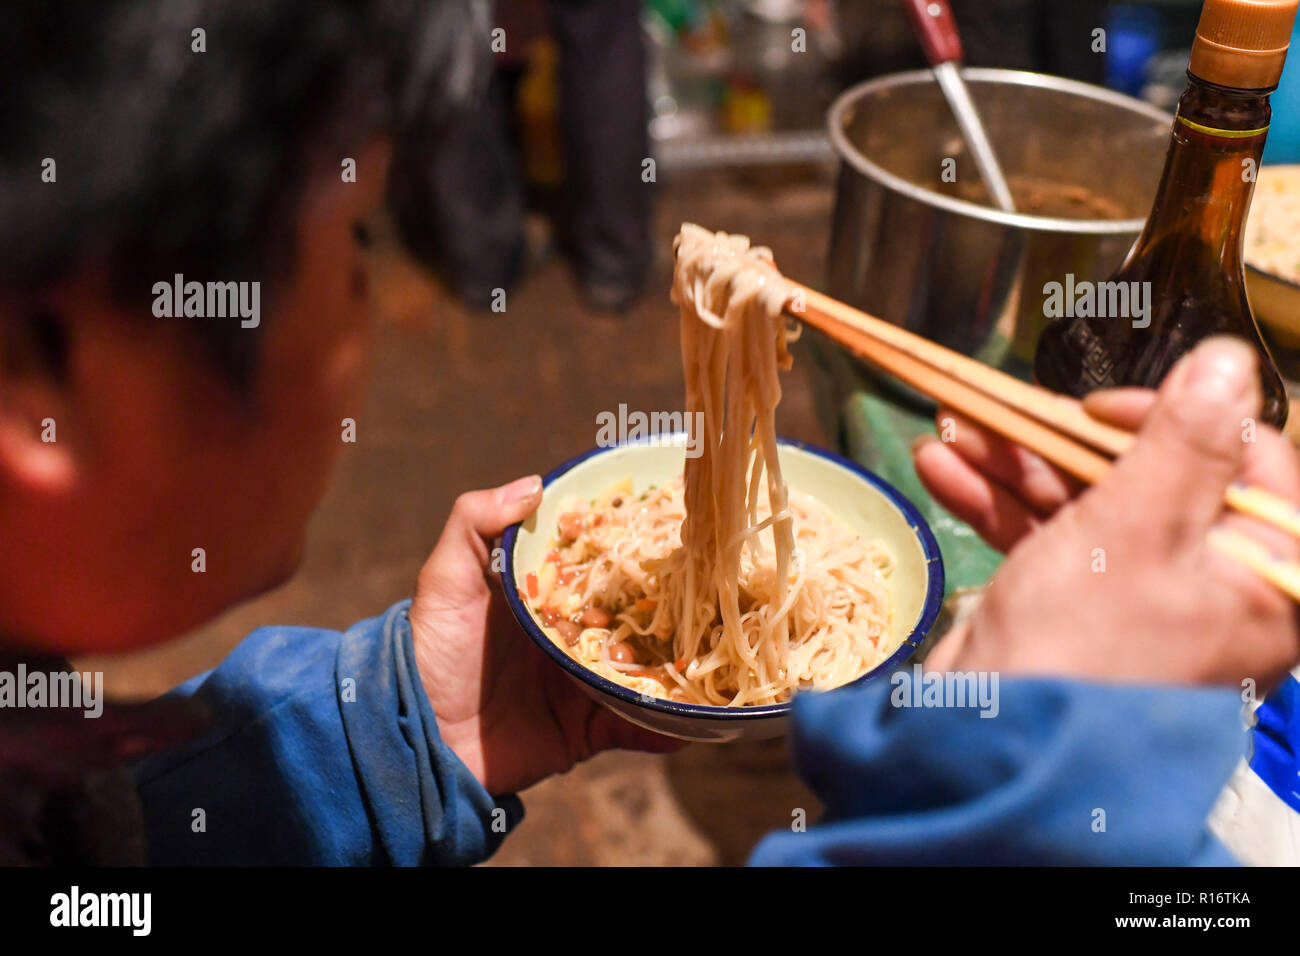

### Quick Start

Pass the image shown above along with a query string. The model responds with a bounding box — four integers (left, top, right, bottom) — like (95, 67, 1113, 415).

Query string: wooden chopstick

(1207, 527, 1300, 598)
(792, 284, 1137, 458)
(1224, 482, 1300, 538)
(791, 292, 1115, 484)
(779, 277, 1300, 602)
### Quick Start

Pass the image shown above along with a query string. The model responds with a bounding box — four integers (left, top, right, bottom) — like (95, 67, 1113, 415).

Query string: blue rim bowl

(501, 436, 945, 741)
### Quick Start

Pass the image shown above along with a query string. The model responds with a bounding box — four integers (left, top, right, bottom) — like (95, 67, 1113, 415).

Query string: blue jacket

(751, 676, 1243, 865)
(133, 601, 1250, 865)
(133, 602, 521, 865)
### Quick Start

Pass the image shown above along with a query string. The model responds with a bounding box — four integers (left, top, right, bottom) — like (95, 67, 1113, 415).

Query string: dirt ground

(82, 166, 841, 865)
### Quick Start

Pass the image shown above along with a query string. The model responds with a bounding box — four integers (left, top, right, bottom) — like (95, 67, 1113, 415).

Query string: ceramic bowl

(501, 436, 945, 742)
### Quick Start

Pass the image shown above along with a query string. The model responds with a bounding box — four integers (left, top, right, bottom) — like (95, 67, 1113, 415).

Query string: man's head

(0, 1, 484, 653)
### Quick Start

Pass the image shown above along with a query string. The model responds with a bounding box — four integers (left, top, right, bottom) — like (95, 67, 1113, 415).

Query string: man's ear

(0, 305, 78, 493)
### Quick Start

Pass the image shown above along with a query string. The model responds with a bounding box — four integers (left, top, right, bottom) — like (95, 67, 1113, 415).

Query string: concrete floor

(87, 167, 840, 865)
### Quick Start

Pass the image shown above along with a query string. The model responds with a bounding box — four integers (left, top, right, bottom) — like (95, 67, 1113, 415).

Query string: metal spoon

(898, 0, 1017, 212)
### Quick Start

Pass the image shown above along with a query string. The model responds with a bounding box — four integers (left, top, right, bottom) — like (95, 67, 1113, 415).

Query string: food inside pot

(939, 174, 1129, 220)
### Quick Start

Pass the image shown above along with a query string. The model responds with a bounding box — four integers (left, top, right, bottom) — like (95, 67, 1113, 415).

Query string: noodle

(526, 224, 898, 706)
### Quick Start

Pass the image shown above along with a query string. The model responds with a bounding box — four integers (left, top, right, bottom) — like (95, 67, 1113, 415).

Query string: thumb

(1083, 337, 1261, 548)
(444, 475, 543, 545)
(418, 475, 543, 599)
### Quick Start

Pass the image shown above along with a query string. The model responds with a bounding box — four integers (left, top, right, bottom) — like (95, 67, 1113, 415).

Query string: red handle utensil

(898, 0, 964, 66)
(895, 0, 1015, 211)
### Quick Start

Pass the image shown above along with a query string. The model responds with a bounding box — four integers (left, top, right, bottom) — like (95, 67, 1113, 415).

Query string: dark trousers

(391, 0, 651, 298)
(952, 0, 1108, 83)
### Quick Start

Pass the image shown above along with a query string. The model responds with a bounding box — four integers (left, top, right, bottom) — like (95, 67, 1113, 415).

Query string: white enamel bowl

(501, 437, 945, 742)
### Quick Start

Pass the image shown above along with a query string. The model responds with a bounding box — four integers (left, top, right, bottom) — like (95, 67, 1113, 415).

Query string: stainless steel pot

(826, 68, 1172, 387)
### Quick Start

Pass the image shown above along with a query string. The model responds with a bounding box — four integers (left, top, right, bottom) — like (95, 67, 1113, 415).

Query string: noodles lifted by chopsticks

(527, 224, 897, 705)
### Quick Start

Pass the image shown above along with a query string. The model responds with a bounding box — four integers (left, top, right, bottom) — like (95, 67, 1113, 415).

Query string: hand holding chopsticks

(778, 274, 1300, 605)
(901, 334, 1300, 686)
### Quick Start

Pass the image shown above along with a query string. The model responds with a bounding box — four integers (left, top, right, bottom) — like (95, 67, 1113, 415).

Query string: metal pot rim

(827, 67, 1173, 235)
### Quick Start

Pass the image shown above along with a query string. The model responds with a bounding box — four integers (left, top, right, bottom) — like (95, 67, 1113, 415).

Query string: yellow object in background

(518, 38, 563, 188)
(723, 78, 772, 135)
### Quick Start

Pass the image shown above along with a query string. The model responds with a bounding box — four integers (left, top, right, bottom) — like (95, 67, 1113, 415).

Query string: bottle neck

(1133, 72, 1272, 272)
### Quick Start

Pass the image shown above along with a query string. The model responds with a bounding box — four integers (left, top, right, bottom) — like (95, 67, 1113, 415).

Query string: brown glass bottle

(1035, 75, 1287, 425)
(1035, 0, 1297, 427)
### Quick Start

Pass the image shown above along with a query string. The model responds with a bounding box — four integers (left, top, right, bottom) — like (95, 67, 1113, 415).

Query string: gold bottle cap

(1189, 0, 1298, 89)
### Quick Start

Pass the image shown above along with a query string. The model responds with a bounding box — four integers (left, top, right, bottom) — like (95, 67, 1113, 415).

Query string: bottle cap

(1189, 0, 1299, 89)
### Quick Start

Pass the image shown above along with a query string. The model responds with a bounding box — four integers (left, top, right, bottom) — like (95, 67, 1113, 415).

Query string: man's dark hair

(0, 0, 485, 386)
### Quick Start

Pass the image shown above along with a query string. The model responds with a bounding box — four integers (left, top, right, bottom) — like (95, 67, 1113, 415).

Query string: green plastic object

(803, 331, 1003, 597)
(647, 0, 698, 33)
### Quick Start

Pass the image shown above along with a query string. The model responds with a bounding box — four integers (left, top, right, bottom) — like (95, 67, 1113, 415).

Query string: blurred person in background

(388, 0, 653, 312)
(950, 0, 1109, 82)
(835, 0, 1110, 85)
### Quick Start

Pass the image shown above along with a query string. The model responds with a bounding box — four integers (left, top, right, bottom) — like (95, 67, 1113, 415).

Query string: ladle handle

(898, 0, 964, 65)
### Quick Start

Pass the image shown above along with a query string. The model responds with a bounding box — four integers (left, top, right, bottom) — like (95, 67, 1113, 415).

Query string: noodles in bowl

(527, 473, 896, 705)
(508, 225, 937, 719)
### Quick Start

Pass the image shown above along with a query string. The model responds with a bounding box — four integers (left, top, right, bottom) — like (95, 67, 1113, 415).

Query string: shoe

(455, 237, 526, 312)
(581, 275, 645, 313)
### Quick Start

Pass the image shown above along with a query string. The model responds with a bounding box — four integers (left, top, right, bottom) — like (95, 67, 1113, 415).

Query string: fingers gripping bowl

(500, 436, 945, 742)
